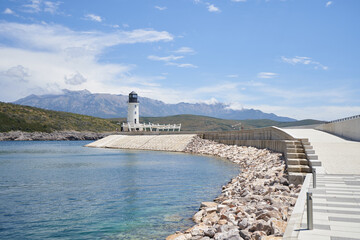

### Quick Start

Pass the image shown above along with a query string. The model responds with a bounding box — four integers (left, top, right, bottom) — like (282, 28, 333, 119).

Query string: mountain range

(13, 89, 296, 122)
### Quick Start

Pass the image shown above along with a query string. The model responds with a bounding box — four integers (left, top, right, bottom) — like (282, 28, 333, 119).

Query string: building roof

(129, 91, 137, 95)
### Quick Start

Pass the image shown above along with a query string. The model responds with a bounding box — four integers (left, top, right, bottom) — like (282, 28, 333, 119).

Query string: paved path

(280, 129, 360, 174)
(281, 129, 360, 239)
(296, 174, 360, 240)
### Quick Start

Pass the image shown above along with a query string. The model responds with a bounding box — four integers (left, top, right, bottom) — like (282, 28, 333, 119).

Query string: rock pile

(167, 136, 301, 240)
(0, 131, 114, 141)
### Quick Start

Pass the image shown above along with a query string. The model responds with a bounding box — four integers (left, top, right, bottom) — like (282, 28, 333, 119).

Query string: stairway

(285, 139, 320, 185)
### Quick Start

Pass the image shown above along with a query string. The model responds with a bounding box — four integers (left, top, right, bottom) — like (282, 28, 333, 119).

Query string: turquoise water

(0, 141, 239, 239)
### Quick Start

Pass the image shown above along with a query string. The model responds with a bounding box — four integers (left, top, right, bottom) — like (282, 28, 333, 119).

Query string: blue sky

(0, 0, 359, 120)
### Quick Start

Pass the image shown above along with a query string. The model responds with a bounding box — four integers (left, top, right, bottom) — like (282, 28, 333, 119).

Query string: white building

(121, 91, 181, 132)
(127, 91, 139, 126)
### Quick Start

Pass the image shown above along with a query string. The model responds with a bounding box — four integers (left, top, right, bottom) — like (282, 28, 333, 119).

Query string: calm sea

(0, 141, 238, 240)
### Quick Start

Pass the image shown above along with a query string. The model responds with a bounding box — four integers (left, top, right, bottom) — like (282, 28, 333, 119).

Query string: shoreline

(167, 136, 301, 240)
(0, 131, 116, 141)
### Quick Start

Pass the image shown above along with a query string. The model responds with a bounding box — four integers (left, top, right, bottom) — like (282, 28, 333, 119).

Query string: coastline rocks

(0, 131, 114, 141)
(168, 136, 301, 240)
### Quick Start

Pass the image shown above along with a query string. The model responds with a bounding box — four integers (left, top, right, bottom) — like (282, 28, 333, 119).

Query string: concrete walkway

(280, 129, 360, 174)
(295, 174, 360, 240)
(281, 129, 360, 239)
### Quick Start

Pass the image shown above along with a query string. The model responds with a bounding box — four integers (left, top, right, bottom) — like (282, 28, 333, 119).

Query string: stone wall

(200, 127, 295, 141)
(199, 127, 295, 156)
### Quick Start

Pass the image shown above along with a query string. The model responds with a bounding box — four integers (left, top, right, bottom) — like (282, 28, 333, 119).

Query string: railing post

(312, 168, 316, 188)
(307, 192, 313, 230)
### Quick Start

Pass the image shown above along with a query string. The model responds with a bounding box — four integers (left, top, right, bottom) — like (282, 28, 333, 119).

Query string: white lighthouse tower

(127, 91, 139, 127)
(121, 91, 181, 132)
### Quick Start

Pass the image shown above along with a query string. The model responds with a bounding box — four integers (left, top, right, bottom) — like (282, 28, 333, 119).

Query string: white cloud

(64, 72, 87, 85)
(167, 62, 198, 68)
(231, 0, 247, 2)
(155, 6, 167, 11)
(148, 55, 184, 62)
(226, 74, 239, 78)
(148, 53, 197, 68)
(173, 47, 196, 54)
(326, 1, 332, 7)
(3, 8, 15, 14)
(44, 1, 61, 14)
(207, 4, 220, 12)
(201, 97, 219, 105)
(281, 56, 328, 70)
(85, 14, 103, 22)
(22, 0, 42, 13)
(242, 105, 360, 121)
(0, 65, 30, 82)
(0, 21, 174, 101)
(257, 72, 278, 79)
(21, 0, 62, 14)
(0, 22, 173, 54)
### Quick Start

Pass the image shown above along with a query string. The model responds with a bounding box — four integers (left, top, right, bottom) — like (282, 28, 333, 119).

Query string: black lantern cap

(129, 91, 138, 103)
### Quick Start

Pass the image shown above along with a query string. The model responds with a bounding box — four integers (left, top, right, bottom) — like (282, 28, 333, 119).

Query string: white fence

(121, 122, 181, 132)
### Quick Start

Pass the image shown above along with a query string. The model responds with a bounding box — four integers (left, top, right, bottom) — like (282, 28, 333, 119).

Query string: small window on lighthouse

(135, 105, 137, 108)
(135, 111, 137, 115)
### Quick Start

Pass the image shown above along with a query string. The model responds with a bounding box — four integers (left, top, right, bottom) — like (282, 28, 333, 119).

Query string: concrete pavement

(281, 128, 360, 239)
(280, 129, 360, 174)
(289, 174, 360, 240)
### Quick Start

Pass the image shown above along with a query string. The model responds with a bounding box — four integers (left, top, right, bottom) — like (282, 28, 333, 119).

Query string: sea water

(0, 141, 239, 239)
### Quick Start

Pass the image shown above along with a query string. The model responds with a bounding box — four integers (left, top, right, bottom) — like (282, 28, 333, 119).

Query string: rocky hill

(0, 101, 118, 133)
(14, 89, 296, 121)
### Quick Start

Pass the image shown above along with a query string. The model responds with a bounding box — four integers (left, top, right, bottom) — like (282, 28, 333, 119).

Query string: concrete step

(309, 160, 322, 167)
(287, 153, 307, 159)
(288, 165, 311, 173)
(287, 159, 308, 165)
(299, 138, 310, 145)
(307, 154, 318, 160)
(305, 149, 315, 154)
(286, 148, 305, 153)
(303, 145, 313, 149)
(285, 142, 302, 147)
(289, 172, 307, 185)
(285, 140, 301, 143)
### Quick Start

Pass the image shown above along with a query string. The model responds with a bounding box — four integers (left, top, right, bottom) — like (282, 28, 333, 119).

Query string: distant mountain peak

(62, 89, 91, 95)
(13, 89, 296, 121)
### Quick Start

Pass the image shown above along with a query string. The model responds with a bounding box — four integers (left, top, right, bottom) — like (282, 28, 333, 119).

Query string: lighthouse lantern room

(127, 91, 139, 126)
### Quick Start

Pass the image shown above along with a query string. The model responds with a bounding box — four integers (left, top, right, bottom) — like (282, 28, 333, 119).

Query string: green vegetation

(1, 103, 324, 133)
(111, 114, 325, 131)
(0, 102, 119, 132)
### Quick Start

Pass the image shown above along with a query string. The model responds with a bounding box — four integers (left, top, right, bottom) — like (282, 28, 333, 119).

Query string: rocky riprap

(167, 136, 301, 240)
(0, 131, 114, 141)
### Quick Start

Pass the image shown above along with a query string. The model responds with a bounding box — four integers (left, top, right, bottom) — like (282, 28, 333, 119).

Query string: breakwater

(86, 134, 197, 152)
(167, 136, 300, 240)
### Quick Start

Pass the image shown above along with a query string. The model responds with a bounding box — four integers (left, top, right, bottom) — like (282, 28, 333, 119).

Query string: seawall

(86, 127, 312, 184)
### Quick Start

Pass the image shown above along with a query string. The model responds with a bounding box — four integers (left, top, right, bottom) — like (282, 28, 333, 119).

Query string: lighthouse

(121, 91, 181, 132)
(127, 91, 139, 126)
